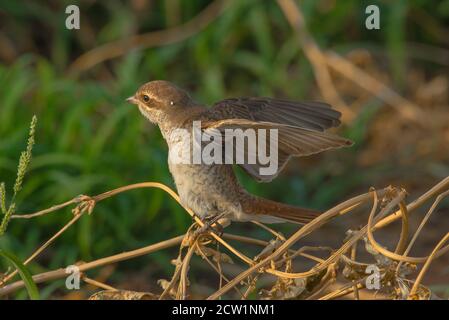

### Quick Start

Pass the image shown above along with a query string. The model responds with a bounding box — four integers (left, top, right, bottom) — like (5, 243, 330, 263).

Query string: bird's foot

(193, 214, 225, 237)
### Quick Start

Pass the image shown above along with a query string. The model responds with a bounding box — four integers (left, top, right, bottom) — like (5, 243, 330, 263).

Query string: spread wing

(207, 97, 343, 131)
(201, 97, 353, 182)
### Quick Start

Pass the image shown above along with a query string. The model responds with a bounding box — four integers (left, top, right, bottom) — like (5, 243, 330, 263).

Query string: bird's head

(127, 80, 193, 124)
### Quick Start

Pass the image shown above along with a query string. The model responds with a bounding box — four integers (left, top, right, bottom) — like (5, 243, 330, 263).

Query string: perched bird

(127, 80, 352, 226)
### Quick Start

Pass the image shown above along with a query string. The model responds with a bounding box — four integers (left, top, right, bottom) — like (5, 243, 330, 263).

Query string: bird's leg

(194, 212, 227, 236)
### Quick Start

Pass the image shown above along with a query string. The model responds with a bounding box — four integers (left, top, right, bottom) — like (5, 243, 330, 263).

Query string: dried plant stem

(241, 275, 260, 300)
(3, 173, 448, 300)
(351, 244, 360, 300)
(374, 176, 449, 230)
(24, 214, 83, 265)
(177, 243, 195, 300)
(0, 235, 184, 296)
(68, 0, 229, 74)
(195, 243, 244, 298)
(159, 263, 183, 300)
(11, 198, 80, 219)
(396, 190, 449, 274)
(221, 234, 324, 263)
(319, 280, 366, 300)
(276, 0, 352, 120)
(256, 190, 385, 281)
(7, 182, 185, 283)
(208, 233, 253, 265)
(104, 185, 255, 266)
(408, 232, 449, 298)
(83, 276, 117, 291)
(394, 201, 409, 255)
(274, 246, 328, 266)
(207, 190, 385, 300)
(0, 230, 311, 297)
(324, 52, 426, 124)
(305, 263, 337, 300)
(277, 0, 427, 125)
(5, 184, 176, 285)
(1, 212, 84, 285)
(252, 221, 286, 241)
(367, 191, 449, 263)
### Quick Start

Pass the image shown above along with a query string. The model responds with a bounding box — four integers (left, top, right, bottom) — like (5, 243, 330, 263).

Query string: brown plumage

(128, 80, 353, 225)
(241, 194, 321, 224)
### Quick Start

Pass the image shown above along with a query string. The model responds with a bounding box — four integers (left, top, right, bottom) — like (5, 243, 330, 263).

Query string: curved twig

(408, 232, 449, 299)
(207, 189, 385, 299)
(367, 190, 449, 264)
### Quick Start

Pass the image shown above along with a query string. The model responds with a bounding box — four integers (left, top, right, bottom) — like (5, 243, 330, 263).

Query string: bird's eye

(143, 95, 150, 102)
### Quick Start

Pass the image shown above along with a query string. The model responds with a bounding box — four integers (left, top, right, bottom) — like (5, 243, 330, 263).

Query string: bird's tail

(243, 195, 320, 224)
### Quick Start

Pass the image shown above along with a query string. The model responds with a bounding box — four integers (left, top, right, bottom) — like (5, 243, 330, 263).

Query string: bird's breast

(163, 127, 245, 219)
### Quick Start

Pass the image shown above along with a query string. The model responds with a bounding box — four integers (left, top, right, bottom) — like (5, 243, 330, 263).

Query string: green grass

(0, 115, 36, 235)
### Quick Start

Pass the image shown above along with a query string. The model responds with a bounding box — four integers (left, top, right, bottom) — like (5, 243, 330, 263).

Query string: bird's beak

(126, 96, 138, 105)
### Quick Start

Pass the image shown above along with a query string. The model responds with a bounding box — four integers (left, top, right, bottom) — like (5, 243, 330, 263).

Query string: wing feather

(201, 98, 352, 182)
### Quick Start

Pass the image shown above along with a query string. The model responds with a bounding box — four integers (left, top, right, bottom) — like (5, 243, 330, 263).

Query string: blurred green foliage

(0, 115, 36, 236)
(0, 0, 448, 298)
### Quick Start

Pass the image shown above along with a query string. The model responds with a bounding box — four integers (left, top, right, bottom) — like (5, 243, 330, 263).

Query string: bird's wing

(206, 97, 343, 131)
(201, 116, 352, 182)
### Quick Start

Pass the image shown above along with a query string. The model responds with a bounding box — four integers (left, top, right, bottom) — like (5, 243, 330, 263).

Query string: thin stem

(0, 235, 184, 296)
(83, 276, 117, 291)
(408, 232, 449, 298)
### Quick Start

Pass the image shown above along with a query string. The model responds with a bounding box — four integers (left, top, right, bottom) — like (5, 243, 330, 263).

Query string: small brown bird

(128, 80, 352, 227)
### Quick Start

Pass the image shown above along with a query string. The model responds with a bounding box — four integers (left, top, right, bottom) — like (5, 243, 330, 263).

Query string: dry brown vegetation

(0, 175, 448, 300)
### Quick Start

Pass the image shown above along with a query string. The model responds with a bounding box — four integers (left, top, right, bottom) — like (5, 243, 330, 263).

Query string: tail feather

(242, 195, 320, 224)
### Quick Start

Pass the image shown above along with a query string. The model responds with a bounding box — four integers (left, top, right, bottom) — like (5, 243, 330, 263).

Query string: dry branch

(1, 175, 448, 300)
(277, 0, 428, 126)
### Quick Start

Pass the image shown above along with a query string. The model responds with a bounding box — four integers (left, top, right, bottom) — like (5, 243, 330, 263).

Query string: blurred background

(0, 0, 448, 299)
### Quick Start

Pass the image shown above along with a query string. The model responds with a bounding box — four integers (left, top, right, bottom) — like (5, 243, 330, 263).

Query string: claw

(193, 213, 227, 237)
